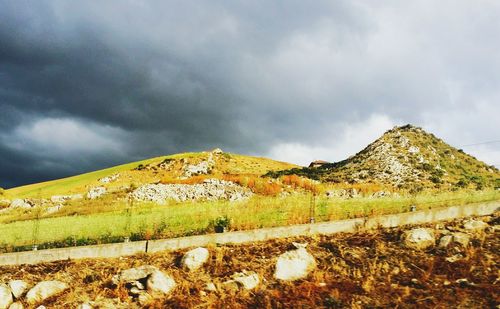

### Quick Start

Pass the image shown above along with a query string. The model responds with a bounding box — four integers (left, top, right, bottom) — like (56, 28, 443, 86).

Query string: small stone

(438, 235, 453, 248)
(26, 281, 69, 305)
(77, 304, 92, 309)
(181, 247, 209, 271)
(8, 280, 28, 299)
(443, 280, 451, 286)
(205, 282, 217, 292)
(0, 283, 13, 309)
(445, 254, 463, 263)
(112, 265, 159, 285)
(230, 271, 260, 290)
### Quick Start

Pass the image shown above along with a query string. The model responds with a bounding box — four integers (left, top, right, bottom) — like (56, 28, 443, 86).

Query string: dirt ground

(0, 214, 498, 308)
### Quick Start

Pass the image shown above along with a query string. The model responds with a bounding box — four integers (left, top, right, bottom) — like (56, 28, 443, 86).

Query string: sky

(1, 1, 499, 188)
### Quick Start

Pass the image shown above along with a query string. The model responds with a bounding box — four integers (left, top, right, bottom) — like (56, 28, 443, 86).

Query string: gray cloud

(1, 1, 499, 188)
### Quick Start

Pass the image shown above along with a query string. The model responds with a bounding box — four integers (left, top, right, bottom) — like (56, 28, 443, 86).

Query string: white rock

(112, 265, 159, 284)
(463, 220, 488, 231)
(275, 247, 317, 281)
(402, 228, 435, 250)
(182, 247, 209, 271)
(9, 199, 32, 209)
(87, 187, 106, 200)
(451, 232, 470, 247)
(77, 303, 92, 309)
(0, 284, 13, 309)
(26, 281, 68, 305)
(205, 282, 217, 292)
(438, 235, 453, 248)
(8, 280, 28, 299)
(230, 271, 260, 290)
(146, 270, 176, 296)
(8, 302, 23, 309)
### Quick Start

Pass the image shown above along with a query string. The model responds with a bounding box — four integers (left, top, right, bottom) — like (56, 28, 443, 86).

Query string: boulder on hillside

(26, 281, 68, 305)
(181, 247, 209, 271)
(274, 244, 317, 281)
(402, 228, 435, 250)
(0, 283, 13, 309)
(8, 280, 28, 299)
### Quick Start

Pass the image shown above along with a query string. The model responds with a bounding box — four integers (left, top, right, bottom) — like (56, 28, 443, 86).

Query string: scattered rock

(87, 187, 106, 200)
(370, 191, 393, 198)
(182, 247, 209, 271)
(50, 194, 83, 204)
(463, 219, 488, 231)
(45, 204, 63, 215)
(0, 283, 13, 309)
(26, 281, 68, 305)
(438, 235, 453, 249)
(146, 270, 176, 296)
(212, 148, 224, 155)
(275, 246, 317, 281)
(8, 280, 28, 299)
(451, 232, 470, 247)
(205, 282, 217, 292)
(99, 173, 120, 183)
(325, 188, 360, 199)
(402, 228, 435, 250)
(446, 254, 464, 263)
(228, 271, 260, 290)
(77, 303, 92, 309)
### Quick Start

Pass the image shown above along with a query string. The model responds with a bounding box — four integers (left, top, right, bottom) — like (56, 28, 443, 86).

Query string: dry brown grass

(0, 214, 498, 308)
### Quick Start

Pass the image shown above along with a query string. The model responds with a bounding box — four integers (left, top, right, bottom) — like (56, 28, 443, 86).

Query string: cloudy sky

(1, 1, 499, 188)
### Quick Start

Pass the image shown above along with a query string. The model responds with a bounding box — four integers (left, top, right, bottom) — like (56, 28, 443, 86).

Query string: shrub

(211, 215, 231, 233)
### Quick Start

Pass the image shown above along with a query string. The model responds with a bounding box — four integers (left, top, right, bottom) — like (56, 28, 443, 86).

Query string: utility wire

(459, 140, 500, 147)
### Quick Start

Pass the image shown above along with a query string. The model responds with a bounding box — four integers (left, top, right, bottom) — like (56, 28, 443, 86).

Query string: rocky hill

(267, 125, 500, 191)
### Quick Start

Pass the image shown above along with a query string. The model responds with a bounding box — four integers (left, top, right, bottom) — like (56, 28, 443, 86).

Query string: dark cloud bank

(1, 1, 499, 188)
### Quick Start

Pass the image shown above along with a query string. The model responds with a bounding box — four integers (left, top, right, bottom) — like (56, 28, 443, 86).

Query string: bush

(211, 215, 231, 233)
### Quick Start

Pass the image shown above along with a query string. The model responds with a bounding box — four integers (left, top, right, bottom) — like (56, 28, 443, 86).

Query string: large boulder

(275, 245, 317, 281)
(402, 228, 435, 250)
(8, 302, 23, 309)
(146, 270, 176, 296)
(181, 247, 209, 271)
(8, 280, 28, 299)
(0, 283, 13, 309)
(112, 265, 159, 285)
(26, 281, 68, 305)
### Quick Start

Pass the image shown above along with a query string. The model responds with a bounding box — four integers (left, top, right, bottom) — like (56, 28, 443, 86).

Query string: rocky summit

(268, 125, 500, 190)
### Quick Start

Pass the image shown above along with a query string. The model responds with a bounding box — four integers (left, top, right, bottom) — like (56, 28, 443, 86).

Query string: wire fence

(0, 191, 498, 253)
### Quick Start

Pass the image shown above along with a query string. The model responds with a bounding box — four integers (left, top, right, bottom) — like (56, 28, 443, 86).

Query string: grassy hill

(5, 150, 298, 199)
(267, 125, 500, 191)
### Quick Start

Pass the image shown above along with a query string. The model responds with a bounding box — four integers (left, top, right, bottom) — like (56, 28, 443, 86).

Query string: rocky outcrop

(50, 194, 83, 204)
(131, 179, 252, 204)
(26, 281, 68, 305)
(87, 187, 106, 200)
(402, 228, 435, 250)
(181, 247, 209, 271)
(274, 243, 316, 281)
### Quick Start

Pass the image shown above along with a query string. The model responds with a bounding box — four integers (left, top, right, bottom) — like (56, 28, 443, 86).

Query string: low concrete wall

(0, 201, 498, 266)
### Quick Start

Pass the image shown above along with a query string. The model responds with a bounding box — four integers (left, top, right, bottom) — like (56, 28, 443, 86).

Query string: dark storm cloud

(1, 1, 499, 188)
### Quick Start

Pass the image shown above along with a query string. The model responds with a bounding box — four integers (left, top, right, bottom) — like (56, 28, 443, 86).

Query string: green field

(0, 189, 498, 252)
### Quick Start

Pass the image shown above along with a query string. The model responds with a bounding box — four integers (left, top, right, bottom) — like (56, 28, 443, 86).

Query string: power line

(460, 140, 500, 147)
